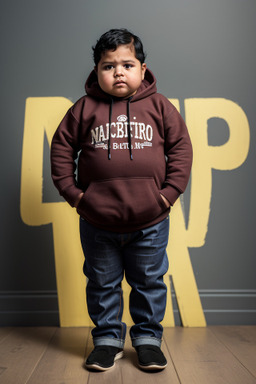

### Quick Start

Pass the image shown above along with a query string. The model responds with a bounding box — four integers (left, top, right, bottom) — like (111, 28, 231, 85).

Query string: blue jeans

(80, 216, 169, 349)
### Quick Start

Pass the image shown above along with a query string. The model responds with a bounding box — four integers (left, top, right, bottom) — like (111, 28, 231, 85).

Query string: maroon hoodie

(50, 69, 192, 232)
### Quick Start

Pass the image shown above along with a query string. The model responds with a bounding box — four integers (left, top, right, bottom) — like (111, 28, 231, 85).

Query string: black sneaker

(84, 345, 123, 371)
(136, 345, 167, 371)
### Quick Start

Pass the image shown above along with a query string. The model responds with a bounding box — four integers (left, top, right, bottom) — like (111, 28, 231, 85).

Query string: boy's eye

(104, 65, 114, 70)
(102, 63, 134, 70)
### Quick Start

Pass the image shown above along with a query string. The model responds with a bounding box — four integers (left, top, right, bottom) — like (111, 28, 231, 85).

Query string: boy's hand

(160, 193, 171, 208)
(74, 192, 84, 208)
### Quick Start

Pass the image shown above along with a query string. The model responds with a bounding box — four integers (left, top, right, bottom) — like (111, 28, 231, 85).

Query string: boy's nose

(114, 66, 123, 77)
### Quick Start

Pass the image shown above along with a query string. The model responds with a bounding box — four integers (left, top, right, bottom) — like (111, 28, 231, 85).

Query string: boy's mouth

(114, 80, 126, 85)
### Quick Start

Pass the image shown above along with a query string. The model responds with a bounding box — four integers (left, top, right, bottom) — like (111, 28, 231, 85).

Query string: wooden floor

(0, 326, 256, 384)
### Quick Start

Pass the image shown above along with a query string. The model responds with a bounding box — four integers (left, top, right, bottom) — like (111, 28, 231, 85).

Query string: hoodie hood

(85, 68, 157, 102)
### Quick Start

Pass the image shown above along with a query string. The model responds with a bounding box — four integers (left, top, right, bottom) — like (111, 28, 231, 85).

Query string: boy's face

(96, 43, 146, 98)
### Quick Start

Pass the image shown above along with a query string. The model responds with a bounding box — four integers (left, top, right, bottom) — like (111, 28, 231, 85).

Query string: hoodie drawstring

(127, 97, 133, 160)
(108, 98, 113, 160)
(108, 96, 133, 161)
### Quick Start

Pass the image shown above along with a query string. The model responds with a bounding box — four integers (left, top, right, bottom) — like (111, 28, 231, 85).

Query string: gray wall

(0, 0, 255, 325)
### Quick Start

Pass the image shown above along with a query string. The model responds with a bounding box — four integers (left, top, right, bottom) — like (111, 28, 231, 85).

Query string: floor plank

(26, 327, 90, 384)
(0, 327, 12, 342)
(210, 326, 256, 378)
(164, 327, 256, 384)
(0, 327, 56, 384)
(1, 326, 255, 384)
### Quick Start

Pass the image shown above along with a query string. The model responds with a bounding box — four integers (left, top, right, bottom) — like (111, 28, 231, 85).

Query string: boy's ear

(94, 66, 98, 74)
(141, 63, 147, 79)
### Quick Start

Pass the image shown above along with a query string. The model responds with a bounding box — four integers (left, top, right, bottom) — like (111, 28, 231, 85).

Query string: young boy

(51, 28, 192, 371)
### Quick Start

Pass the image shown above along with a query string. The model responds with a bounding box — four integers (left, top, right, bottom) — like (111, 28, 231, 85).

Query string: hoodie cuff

(159, 185, 181, 207)
(61, 185, 84, 207)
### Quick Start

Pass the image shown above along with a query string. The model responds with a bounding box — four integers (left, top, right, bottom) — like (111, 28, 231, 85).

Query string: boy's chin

(110, 90, 137, 98)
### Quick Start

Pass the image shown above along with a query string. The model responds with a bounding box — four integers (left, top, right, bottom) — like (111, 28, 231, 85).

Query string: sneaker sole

(85, 351, 124, 371)
(138, 362, 168, 371)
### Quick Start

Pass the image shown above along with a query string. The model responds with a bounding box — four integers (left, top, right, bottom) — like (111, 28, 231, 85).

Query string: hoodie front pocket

(77, 177, 167, 228)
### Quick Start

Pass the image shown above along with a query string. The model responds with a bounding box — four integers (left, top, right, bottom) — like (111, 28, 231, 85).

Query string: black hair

(92, 28, 146, 66)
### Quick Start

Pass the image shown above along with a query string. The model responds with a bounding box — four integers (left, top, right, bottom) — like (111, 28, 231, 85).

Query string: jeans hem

(131, 337, 162, 348)
(93, 337, 125, 349)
